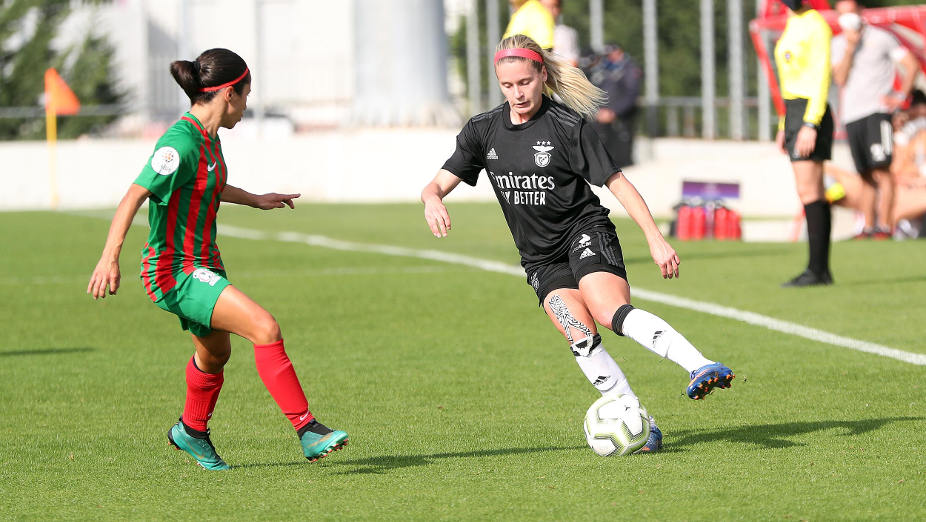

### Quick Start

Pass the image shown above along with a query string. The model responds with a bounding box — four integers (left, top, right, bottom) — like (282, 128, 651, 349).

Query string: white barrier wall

(1, 132, 850, 220)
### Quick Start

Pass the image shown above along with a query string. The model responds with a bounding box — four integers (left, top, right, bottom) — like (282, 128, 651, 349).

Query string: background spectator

(588, 44, 642, 168)
(826, 90, 926, 238)
(831, 0, 919, 239)
(541, 0, 579, 66)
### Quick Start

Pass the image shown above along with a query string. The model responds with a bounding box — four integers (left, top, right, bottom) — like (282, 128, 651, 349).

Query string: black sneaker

(781, 269, 833, 287)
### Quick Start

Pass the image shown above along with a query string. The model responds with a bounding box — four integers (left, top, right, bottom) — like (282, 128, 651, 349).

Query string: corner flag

(44, 68, 80, 115)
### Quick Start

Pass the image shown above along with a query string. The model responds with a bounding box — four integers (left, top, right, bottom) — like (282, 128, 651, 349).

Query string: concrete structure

(352, 0, 457, 127)
(63, 1, 355, 131)
(60, 0, 464, 131)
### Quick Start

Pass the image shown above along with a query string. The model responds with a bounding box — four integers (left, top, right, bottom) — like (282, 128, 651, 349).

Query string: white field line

(72, 212, 926, 366)
(229, 226, 926, 367)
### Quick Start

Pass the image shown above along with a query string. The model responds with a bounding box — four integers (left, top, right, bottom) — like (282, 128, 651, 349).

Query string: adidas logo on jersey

(579, 248, 596, 259)
(487, 148, 498, 160)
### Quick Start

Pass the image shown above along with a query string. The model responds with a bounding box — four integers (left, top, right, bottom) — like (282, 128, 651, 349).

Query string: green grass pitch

(1, 203, 924, 519)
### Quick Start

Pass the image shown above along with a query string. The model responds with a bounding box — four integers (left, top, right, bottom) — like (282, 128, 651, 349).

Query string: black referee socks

(804, 199, 832, 276)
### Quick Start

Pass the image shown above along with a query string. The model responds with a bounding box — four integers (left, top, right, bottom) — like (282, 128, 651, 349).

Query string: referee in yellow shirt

(504, 0, 555, 50)
(774, 0, 835, 287)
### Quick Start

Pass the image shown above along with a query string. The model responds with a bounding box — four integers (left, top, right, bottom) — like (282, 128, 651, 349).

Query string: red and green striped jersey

(134, 113, 228, 302)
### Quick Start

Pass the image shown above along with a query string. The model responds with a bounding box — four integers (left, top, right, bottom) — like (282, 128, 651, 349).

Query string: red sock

(254, 340, 314, 431)
(182, 357, 224, 432)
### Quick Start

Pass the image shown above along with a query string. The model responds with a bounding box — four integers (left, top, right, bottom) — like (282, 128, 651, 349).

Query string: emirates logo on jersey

(533, 141, 553, 167)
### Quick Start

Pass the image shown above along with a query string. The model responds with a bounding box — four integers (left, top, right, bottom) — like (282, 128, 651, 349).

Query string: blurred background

(2, 0, 925, 240)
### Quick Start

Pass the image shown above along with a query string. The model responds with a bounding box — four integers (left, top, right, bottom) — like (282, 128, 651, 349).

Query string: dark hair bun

(169, 60, 201, 100)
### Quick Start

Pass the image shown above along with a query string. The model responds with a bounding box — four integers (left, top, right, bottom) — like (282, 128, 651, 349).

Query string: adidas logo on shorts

(579, 248, 596, 259)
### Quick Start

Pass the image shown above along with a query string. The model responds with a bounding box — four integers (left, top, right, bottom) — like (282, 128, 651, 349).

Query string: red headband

(199, 67, 250, 93)
(494, 48, 543, 65)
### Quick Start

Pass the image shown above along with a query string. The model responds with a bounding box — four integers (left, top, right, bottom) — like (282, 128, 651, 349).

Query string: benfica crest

(532, 140, 553, 167)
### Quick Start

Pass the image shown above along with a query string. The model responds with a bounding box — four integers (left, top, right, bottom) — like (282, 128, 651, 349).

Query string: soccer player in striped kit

(88, 48, 347, 469)
(422, 35, 734, 453)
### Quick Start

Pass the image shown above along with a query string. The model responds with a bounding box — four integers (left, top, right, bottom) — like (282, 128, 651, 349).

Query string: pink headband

(494, 48, 543, 65)
(199, 67, 250, 93)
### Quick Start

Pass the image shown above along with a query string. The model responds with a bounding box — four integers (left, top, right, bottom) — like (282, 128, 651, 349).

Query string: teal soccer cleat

(167, 420, 230, 470)
(687, 362, 735, 400)
(300, 423, 349, 462)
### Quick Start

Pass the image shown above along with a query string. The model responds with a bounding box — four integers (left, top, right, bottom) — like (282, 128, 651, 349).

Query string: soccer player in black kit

(422, 35, 735, 453)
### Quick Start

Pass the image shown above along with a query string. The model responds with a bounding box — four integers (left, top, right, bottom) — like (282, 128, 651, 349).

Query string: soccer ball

(583, 393, 651, 456)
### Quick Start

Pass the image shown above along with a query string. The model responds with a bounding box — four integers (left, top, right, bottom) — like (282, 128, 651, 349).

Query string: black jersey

(442, 96, 622, 271)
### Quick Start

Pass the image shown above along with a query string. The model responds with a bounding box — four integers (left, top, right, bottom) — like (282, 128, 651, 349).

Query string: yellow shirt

(774, 9, 832, 128)
(503, 0, 555, 50)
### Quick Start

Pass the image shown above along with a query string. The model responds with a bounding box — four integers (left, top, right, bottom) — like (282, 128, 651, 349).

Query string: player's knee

(590, 307, 618, 331)
(251, 311, 282, 345)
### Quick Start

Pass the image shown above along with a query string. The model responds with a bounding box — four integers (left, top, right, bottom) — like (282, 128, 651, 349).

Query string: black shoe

(781, 269, 833, 287)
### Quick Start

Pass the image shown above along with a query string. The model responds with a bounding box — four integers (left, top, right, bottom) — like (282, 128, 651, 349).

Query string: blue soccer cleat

(167, 420, 230, 470)
(634, 416, 663, 454)
(687, 362, 735, 400)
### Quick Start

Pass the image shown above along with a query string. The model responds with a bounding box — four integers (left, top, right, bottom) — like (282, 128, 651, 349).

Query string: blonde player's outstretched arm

(604, 171, 680, 279)
(421, 169, 463, 238)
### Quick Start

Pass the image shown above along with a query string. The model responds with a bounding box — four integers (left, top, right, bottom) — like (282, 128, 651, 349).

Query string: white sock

(621, 308, 712, 374)
(575, 344, 635, 397)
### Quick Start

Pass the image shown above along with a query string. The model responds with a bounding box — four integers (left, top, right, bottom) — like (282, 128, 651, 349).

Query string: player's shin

(611, 305, 712, 373)
(254, 340, 314, 431)
(571, 334, 635, 397)
(182, 356, 224, 432)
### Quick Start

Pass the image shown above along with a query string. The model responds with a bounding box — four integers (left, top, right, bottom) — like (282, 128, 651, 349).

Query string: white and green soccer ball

(583, 393, 651, 456)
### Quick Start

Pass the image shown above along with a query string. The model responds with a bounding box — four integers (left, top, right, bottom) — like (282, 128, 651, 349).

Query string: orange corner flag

(44, 68, 80, 116)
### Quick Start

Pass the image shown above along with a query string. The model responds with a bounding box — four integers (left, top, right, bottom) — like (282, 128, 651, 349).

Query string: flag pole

(46, 88, 59, 210)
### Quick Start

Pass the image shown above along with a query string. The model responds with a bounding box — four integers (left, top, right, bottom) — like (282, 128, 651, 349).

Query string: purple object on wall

(682, 181, 740, 200)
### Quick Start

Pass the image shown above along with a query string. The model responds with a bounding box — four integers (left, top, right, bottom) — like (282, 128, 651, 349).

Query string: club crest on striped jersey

(192, 268, 221, 287)
(533, 141, 553, 167)
(151, 146, 180, 175)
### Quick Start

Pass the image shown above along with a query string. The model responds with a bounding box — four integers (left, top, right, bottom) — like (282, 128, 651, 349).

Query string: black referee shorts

(784, 98, 833, 162)
(845, 112, 893, 175)
(525, 226, 628, 305)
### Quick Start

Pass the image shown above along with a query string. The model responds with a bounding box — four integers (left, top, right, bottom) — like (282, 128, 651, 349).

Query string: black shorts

(525, 226, 628, 305)
(784, 98, 834, 162)
(845, 113, 893, 175)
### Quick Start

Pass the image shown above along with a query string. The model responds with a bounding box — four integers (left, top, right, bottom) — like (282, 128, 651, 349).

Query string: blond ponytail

(495, 34, 606, 117)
